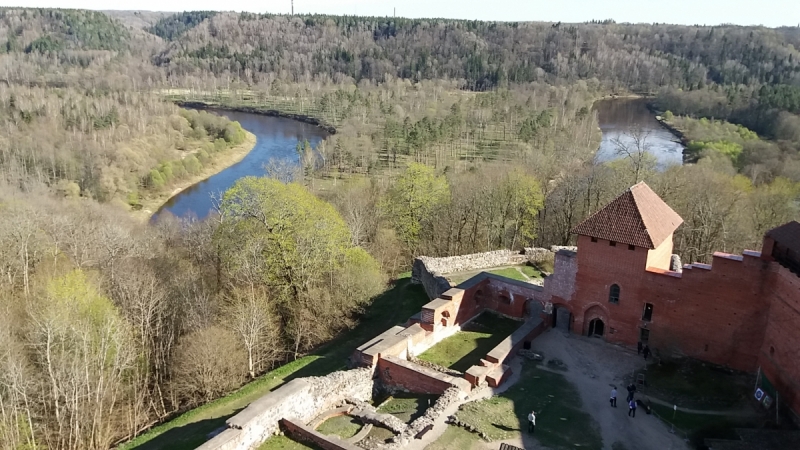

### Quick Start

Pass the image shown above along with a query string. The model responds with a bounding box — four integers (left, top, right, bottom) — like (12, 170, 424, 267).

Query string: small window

(628, 244, 635, 250)
(591, 236, 598, 243)
(642, 303, 653, 321)
(770, 346, 775, 356)
(609, 241, 617, 247)
(609, 284, 620, 304)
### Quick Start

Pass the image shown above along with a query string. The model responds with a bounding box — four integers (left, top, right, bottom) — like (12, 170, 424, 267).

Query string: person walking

(637, 341, 643, 355)
(628, 399, 637, 417)
(610, 387, 617, 407)
(643, 345, 651, 360)
(527, 410, 536, 433)
(626, 383, 636, 402)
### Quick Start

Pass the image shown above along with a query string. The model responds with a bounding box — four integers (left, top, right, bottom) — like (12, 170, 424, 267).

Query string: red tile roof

(571, 182, 683, 249)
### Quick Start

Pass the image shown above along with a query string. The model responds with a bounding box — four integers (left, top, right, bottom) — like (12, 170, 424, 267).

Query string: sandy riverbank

(132, 131, 257, 222)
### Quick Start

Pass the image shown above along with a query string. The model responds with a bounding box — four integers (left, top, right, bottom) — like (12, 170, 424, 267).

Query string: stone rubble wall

(412, 248, 553, 299)
(197, 368, 375, 450)
(380, 387, 464, 449)
(280, 418, 360, 450)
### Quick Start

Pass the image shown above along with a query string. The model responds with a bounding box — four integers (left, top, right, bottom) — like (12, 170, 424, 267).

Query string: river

(593, 98, 684, 167)
(151, 110, 329, 221)
(154, 99, 681, 221)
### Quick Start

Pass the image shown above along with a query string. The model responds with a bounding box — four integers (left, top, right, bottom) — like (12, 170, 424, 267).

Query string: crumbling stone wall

(197, 368, 375, 450)
(412, 249, 552, 299)
(542, 249, 578, 305)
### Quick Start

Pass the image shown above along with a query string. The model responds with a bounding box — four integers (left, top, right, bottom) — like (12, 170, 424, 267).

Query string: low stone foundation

(197, 368, 374, 450)
(280, 418, 360, 450)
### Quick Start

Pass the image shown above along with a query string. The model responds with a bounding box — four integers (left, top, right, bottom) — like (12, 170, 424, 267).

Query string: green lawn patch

(426, 425, 484, 450)
(519, 264, 543, 279)
(649, 403, 757, 448)
(120, 276, 429, 450)
(454, 362, 603, 450)
(376, 394, 438, 422)
(417, 312, 521, 372)
(487, 267, 529, 282)
(639, 360, 753, 409)
(315, 415, 362, 439)
(257, 435, 320, 450)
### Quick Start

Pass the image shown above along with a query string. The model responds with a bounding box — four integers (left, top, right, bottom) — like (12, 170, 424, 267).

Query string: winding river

(151, 110, 329, 221)
(593, 98, 684, 167)
(154, 99, 684, 221)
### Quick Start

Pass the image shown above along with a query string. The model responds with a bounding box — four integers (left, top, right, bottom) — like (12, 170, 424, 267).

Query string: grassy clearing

(315, 415, 362, 439)
(257, 435, 320, 450)
(447, 264, 543, 285)
(376, 394, 439, 422)
(453, 361, 603, 450)
(425, 425, 485, 450)
(417, 312, 521, 372)
(488, 267, 530, 282)
(120, 275, 429, 450)
(638, 360, 753, 409)
(649, 403, 757, 448)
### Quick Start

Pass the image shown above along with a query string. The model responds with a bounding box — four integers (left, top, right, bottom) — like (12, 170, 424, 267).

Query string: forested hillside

(154, 13, 800, 92)
(0, 8, 797, 450)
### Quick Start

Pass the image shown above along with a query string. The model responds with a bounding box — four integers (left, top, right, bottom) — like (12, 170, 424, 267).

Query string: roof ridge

(629, 184, 655, 248)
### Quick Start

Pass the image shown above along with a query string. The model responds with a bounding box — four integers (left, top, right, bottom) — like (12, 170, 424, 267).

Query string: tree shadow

(128, 279, 430, 449)
(131, 409, 243, 450)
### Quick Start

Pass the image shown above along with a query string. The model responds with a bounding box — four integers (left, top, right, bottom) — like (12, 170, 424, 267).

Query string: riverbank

(132, 131, 257, 222)
(176, 101, 337, 134)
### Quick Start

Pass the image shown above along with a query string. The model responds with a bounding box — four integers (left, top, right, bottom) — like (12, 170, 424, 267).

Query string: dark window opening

(609, 241, 617, 247)
(499, 295, 511, 304)
(642, 303, 653, 321)
(591, 236, 598, 242)
(770, 346, 775, 356)
(628, 244, 636, 250)
(704, 344, 709, 352)
(609, 284, 620, 304)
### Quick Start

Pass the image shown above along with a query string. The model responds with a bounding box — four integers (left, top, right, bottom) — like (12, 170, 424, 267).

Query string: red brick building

(541, 182, 800, 416)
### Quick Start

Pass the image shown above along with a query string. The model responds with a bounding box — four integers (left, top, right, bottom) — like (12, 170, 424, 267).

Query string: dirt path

(528, 330, 689, 450)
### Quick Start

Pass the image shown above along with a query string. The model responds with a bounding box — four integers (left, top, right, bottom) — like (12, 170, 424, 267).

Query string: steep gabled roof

(766, 221, 800, 253)
(571, 182, 683, 249)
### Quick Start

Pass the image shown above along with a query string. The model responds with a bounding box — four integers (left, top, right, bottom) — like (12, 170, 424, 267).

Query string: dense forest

(0, 7, 798, 450)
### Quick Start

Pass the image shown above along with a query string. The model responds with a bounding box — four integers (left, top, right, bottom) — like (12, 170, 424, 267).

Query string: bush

(183, 155, 202, 175)
(148, 169, 165, 188)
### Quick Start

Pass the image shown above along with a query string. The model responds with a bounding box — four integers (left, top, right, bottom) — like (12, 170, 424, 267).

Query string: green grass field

(315, 415, 362, 439)
(257, 435, 320, 450)
(417, 312, 521, 372)
(376, 394, 439, 422)
(119, 274, 429, 450)
(639, 361, 753, 409)
(451, 361, 603, 450)
(649, 403, 758, 447)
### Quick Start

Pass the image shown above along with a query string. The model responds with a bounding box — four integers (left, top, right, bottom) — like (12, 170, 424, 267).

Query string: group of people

(528, 342, 652, 434)
(610, 383, 640, 417)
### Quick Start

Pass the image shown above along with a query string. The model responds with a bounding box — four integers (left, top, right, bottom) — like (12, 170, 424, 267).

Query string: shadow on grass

(421, 312, 521, 373)
(129, 412, 241, 450)
(124, 278, 430, 450)
(455, 361, 603, 450)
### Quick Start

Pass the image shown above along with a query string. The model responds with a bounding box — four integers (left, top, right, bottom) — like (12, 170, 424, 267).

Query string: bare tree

(612, 127, 656, 184)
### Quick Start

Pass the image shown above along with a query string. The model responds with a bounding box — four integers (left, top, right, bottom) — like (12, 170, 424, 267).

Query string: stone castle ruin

(196, 181, 800, 449)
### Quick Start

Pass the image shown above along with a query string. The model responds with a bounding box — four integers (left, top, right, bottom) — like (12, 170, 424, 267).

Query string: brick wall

(280, 418, 360, 450)
(758, 265, 800, 414)
(570, 234, 770, 372)
(377, 356, 469, 394)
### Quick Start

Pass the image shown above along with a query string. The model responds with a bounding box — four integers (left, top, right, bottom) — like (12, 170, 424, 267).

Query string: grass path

(118, 275, 429, 450)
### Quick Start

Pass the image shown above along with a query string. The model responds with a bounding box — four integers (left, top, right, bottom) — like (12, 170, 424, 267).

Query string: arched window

(609, 284, 620, 304)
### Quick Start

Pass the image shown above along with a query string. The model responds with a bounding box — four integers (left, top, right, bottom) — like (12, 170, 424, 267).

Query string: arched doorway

(588, 318, 605, 337)
(553, 305, 571, 332)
